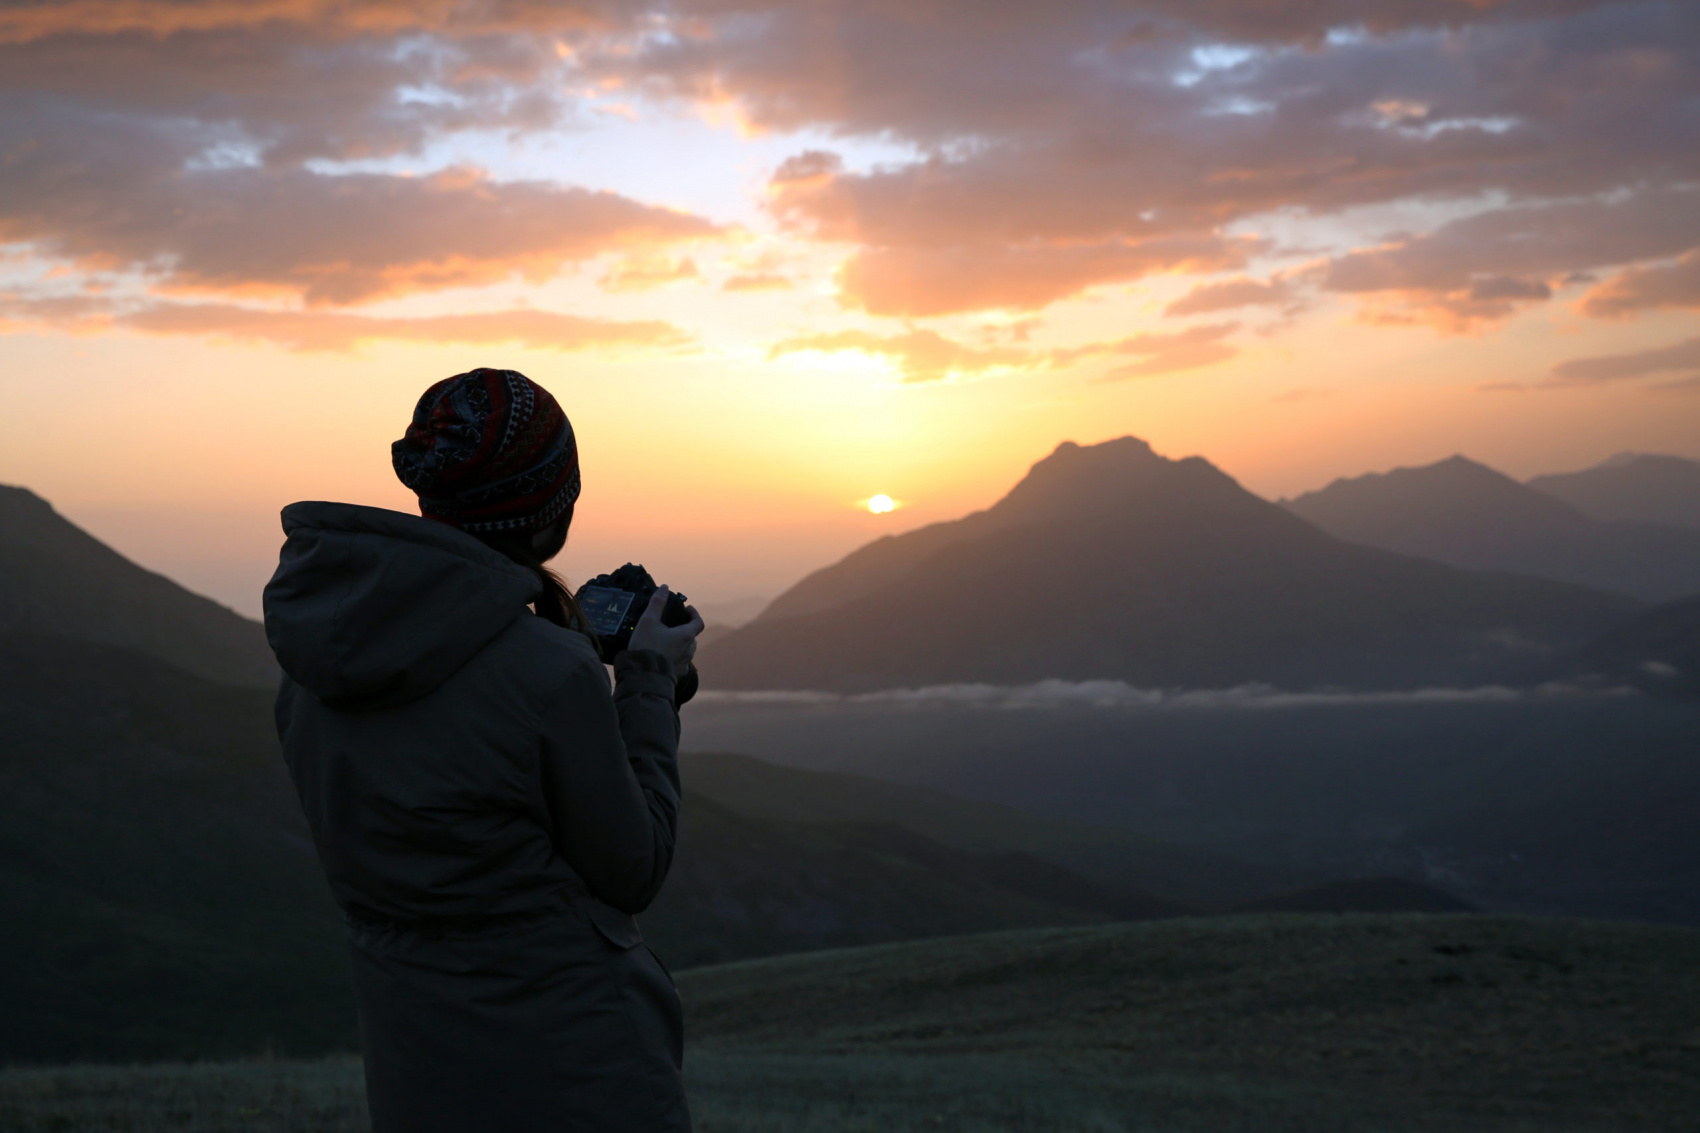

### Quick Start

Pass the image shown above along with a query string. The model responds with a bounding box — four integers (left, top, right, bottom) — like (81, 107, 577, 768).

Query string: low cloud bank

(692, 679, 1634, 712)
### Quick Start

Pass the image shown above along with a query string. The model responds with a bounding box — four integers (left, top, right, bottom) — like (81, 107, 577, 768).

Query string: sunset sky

(2, 0, 1697, 616)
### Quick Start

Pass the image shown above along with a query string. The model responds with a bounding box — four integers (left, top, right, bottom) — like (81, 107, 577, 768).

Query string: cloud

(1319, 187, 1700, 328)
(767, 328, 1029, 383)
(0, 294, 690, 353)
(610, 1, 1700, 319)
(721, 272, 793, 293)
(599, 255, 701, 293)
(1653, 374, 1700, 395)
(1053, 323, 1240, 379)
(1165, 276, 1294, 317)
(0, 1, 617, 44)
(1550, 336, 1700, 384)
(1580, 250, 1700, 318)
(0, 134, 718, 305)
(1, 0, 1696, 345)
(833, 237, 1260, 317)
(690, 677, 1611, 713)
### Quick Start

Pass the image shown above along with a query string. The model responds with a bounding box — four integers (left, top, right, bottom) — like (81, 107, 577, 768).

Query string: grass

(5, 913, 1700, 1131)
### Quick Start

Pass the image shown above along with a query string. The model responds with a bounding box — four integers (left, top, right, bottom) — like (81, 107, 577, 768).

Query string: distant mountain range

(0, 485, 277, 687)
(1285, 455, 1700, 602)
(1529, 452, 1700, 530)
(702, 438, 1640, 692)
(3, 470, 1696, 1064)
(0, 630, 1331, 1061)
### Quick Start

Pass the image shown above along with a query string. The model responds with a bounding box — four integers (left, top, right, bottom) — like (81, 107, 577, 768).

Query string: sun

(867, 494, 895, 514)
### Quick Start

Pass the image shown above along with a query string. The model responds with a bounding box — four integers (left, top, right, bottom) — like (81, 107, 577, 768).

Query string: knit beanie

(391, 368, 580, 534)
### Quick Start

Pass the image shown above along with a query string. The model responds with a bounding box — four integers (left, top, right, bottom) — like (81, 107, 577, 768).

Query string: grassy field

(5, 913, 1699, 1131)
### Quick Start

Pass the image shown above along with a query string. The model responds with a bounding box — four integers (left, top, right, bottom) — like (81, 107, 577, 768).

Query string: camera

(575, 563, 692, 658)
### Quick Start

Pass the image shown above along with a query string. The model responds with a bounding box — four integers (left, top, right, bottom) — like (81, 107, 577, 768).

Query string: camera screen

(577, 586, 636, 636)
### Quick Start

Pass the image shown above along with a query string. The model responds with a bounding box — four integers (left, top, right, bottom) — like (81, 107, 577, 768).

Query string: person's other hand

(627, 586, 703, 675)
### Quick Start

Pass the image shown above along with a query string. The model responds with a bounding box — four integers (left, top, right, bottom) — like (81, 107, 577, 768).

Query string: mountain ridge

(703, 438, 1639, 692)
(1528, 452, 1700, 530)
(0, 484, 277, 688)
(1284, 455, 1700, 601)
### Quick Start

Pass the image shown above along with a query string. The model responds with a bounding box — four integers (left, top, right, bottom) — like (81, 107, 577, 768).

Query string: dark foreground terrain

(5, 914, 1698, 1133)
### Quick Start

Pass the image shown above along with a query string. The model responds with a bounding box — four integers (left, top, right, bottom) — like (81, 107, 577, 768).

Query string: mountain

(0, 634, 355, 1064)
(700, 438, 1639, 692)
(0, 485, 277, 687)
(4, 493, 1310, 1061)
(1529, 452, 1700, 529)
(1573, 592, 1700, 698)
(678, 751, 1293, 908)
(1236, 877, 1478, 915)
(0, 631, 1173, 1060)
(1284, 456, 1700, 602)
(685, 689, 1700, 924)
(0, 631, 1181, 1060)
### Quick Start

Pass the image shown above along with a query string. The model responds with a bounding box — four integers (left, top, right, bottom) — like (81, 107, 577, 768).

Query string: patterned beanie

(391, 368, 580, 534)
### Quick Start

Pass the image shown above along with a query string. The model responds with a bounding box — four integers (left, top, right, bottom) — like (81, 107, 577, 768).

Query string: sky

(1, 0, 1697, 618)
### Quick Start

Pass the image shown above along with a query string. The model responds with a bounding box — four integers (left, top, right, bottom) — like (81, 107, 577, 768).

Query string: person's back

(266, 369, 699, 1132)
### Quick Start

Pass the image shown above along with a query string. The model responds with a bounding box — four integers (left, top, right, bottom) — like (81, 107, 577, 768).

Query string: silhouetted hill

(0, 634, 353, 1063)
(702, 439, 1639, 691)
(1529, 452, 1700, 529)
(0, 638, 1266, 1061)
(1284, 456, 1700, 602)
(0, 485, 276, 687)
(680, 751, 1294, 907)
(686, 690, 1700, 924)
(1238, 877, 1477, 914)
(1573, 592, 1700, 698)
(644, 799, 1184, 968)
(16, 916, 1700, 1131)
(674, 916, 1700, 1131)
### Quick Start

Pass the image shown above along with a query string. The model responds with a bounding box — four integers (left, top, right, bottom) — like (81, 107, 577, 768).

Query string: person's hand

(627, 586, 703, 675)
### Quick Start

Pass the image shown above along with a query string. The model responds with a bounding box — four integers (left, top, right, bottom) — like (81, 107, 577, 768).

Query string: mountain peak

(994, 436, 1208, 518)
(0, 483, 278, 686)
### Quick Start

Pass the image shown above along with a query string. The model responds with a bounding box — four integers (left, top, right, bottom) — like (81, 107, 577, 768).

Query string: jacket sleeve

(537, 648, 682, 915)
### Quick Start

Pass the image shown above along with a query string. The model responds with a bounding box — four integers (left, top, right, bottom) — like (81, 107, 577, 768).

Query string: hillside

(0, 485, 276, 687)
(685, 690, 1700, 924)
(10, 914, 1699, 1131)
(678, 914, 1700, 1132)
(1, 631, 1297, 1061)
(679, 751, 1294, 908)
(1574, 592, 1700, 698)
(0, 635, 354, 1064)
(1529, 452, 1700, 529)
(1284, 455, 1700, 602)
(2, 634, 1148, 1060)
(701, 438, 1639, 691)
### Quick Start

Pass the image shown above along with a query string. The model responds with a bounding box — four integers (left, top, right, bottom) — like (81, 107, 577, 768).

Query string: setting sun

(868, 494, 895, 514)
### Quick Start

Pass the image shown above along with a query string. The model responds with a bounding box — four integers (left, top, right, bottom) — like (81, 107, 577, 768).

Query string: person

(263, 367, 702, 1132)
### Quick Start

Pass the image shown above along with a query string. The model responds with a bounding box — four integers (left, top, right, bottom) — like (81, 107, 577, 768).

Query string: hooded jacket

(265, 501, 689, 1132)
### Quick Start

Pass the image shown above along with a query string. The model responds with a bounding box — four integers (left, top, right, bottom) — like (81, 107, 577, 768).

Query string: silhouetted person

(264, 368, 701, 1132)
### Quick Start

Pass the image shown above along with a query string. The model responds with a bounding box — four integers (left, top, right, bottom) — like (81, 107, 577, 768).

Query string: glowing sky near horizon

(0, 1, 1697, 616)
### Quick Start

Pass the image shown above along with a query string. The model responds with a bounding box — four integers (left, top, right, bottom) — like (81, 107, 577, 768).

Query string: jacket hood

(263, 502, 541, 707)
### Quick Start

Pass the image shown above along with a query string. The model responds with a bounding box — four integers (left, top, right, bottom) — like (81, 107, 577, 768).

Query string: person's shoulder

(496, 614, 606, 689)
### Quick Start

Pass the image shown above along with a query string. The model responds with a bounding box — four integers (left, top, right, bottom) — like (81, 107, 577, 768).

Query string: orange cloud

(0, 295, 691, 353)
(1051, 324, 1240, 380)
(834, 237, 1259, 318)
(722, 272, 793, 293)
(768, 328, 1030, 383)
(1166, 277, 1294, 317)
(1580, 250, 1700, 318)
(599, 255, 702, 293)
(1551, 336, 1700, 385)
(0, 1, 612, 43)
